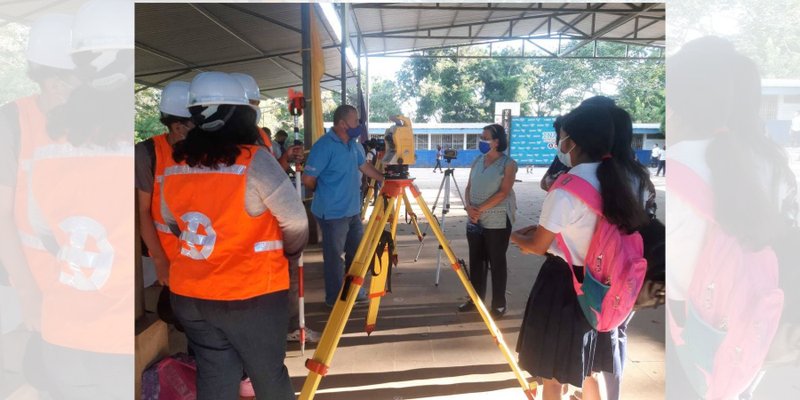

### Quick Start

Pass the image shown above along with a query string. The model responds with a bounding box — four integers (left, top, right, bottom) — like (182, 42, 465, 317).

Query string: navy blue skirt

(516, 254, 598, 387)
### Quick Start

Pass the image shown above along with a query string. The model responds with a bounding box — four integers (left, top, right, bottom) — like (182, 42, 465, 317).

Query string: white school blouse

(538, 162, 601, 266)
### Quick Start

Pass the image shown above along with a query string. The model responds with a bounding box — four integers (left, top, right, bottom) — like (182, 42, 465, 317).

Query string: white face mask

(556, 135, 576, 167)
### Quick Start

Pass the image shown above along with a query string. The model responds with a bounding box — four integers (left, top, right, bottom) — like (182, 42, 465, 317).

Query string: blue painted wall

(410, 149, 483, 168)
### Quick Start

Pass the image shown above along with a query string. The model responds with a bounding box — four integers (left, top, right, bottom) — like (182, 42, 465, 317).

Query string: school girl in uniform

(511, 104, 649, 400)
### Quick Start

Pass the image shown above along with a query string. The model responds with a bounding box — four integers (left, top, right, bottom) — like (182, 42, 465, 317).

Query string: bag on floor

(550, 173, 648, 332)
(142, 353, 197, 400)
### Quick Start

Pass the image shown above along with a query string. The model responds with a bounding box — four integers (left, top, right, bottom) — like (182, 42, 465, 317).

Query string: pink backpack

(668, 161, 784, 399)
(141, 353, 197, 400)
(550, 173, 647, 332)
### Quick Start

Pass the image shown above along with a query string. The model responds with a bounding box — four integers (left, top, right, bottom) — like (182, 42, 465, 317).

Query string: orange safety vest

(259, 127, 274, 155)
(27, 143, 134, 355)
(13, 96, 59, 290)
(161, 145, 289, 301)
(150, 133, 180, 261)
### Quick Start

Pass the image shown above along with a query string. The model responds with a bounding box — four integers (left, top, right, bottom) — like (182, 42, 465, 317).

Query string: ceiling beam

(358, 34, 664, 42)
(221, 3, 301, 34)
(559, 3, 660, 57)
(350, 4, 665, 13)
(189, 4, 263, 56)
(136, 44, 341, 78)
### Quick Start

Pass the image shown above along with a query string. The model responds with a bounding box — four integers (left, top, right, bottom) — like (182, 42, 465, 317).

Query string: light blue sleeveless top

(468, 154, 517, 229)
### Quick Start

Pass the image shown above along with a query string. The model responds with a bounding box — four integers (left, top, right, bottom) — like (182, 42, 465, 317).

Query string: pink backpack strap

(550, 173, 603, 295)
(669, 160, 714, 220)
(555, 234, 585, 296)
(550, 173, 602, 215)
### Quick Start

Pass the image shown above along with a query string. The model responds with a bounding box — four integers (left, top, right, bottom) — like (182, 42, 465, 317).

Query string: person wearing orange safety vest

(135, 81, 194, 288)
(14, 1, 135, 398)
(0, 14, 85, 399)
(161, 71, 307, 400)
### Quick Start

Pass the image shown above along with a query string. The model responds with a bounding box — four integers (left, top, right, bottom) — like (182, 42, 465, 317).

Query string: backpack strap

(555, 233, 585, 296)
(550, 173, 604, 295)
(550, 173, 602, 215)
(669, 160, 713, 220)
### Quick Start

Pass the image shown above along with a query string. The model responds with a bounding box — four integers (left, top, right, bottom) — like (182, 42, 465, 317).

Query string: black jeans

(656, 160, 666, 176)
(466, 218, 512, 309)
(171, 291, 294, 400)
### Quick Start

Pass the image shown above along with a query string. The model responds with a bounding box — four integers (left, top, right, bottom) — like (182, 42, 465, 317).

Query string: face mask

(556, 135, 576, 167)
(478, 139, 492, 154)
(347, 122, 363, 139)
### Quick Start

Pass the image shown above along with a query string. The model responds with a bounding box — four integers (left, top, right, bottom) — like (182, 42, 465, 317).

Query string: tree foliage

(395, 45, 664, 123)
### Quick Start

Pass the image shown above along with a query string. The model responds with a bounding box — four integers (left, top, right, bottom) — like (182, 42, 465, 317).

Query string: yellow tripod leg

(402, 192, 424, 242)
(300, 195, 396, 400)
(365, 195, 402, 334)
(360, 160, 383, 220)
(409, 184, 538, 400)
(360, 178, 375, 220)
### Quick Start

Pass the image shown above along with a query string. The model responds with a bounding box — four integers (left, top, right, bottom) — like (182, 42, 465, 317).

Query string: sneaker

(287, 328, 321, 343)
(239, 377, 255, 398)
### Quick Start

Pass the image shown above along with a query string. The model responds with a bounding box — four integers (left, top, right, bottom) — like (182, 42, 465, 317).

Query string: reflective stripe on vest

(164, 164, 246, 177)
(153, 221, 172, 234)
(254, 240, 283, 253)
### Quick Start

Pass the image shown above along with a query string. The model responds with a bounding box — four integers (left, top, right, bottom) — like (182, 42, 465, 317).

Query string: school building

(361, 121, 664, 168)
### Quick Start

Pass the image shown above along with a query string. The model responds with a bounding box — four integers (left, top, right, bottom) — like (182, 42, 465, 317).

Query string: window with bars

(466, 134, 479, 150)
(760, 95, 779, 120)
(415, 134, 429, 150)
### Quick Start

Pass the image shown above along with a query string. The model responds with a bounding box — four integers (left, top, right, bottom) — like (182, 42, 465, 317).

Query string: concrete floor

(284, 166, 667, 400)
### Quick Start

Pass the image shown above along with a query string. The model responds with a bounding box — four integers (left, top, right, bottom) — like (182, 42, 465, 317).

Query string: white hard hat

(230, 73, 261, 102)
(159, 81, 192, 118)
(72, 0, 134, 53)
(26, 14, 75, 70)
(188, 72, 250, 107)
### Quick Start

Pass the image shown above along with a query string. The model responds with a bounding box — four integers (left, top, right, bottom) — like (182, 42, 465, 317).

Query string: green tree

(367, 77, 402, 122)
(134, 85, 163, 142)
(0, 23, 40, 105)
(615, 60, 666, 123)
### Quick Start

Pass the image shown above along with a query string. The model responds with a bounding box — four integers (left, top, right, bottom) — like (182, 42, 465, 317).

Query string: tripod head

(384, 164, 410, 180)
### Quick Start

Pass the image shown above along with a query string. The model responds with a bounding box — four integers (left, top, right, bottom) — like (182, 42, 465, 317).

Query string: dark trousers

(433, 159, 443, 172)
(171, 291, 294, 400)
(466, 218, 511, 309)
(656, 160, 666, 176)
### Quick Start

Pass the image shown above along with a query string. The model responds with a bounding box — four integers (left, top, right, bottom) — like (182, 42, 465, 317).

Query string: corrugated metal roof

(131, 2, 664, 98)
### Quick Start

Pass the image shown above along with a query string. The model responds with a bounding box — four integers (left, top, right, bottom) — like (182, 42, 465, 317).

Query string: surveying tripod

(299, 170, 537, 400)
(414, 159, 465, 286)
(361, 156, 425, 243)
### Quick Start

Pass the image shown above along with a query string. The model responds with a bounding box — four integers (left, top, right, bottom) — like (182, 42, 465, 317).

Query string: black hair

(561, 105, 649, 233)
(276, 129, 288, 139)
(669, 36, 796, 249)
(483, 123, 508, 152)
(27, 62, 75, 84)
(580, 95, 655, 216)
(159, 113, 192, 129)
(553, 115, 564, 141)
(172, 105, 260, 168)
(581, 95, 617, 109)
(333, 105, 357, 126)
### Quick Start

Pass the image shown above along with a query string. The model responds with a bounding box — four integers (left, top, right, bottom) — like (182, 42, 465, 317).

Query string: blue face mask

(347, 123, 363, 139)
(478, 139, 492, 154)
